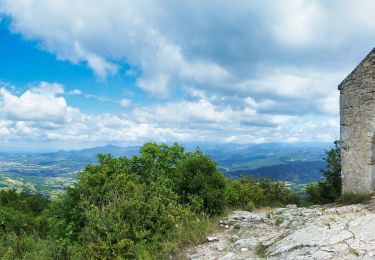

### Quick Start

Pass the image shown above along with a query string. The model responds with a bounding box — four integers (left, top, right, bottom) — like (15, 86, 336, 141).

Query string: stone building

(339, 48, 375, 193)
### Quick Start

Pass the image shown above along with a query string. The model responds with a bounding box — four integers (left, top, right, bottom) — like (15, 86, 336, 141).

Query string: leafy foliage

(0, 190, 51, 258)
(306, 140, 342, 204)
(48, 143, 227, 258)
(227, 177, 300, 209)
(176, 148, 227, 214)
(0, 142, 308, 259)
(0, 143, 229, 258)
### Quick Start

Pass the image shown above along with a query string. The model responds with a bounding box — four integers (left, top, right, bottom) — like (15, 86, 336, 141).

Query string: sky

(0, 0, 374, 152)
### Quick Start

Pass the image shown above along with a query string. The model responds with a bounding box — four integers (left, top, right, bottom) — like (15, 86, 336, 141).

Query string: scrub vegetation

(0, 141, 348, 258)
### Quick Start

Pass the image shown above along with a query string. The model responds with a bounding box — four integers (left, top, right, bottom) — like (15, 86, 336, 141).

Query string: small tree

(319, 140, 342, 202)
(306, 140, 341, 203)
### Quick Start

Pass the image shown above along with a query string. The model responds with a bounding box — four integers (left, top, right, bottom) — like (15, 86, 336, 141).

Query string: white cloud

(68, 89, 82, 95)
(0, 82, 78, 123)
(2, 0, 370, 98)
(84, 94, 112, 102)
(134, 99, 232, 125)
(1, 0, 368, 121)
(0, 83, 340, 147)
(266, 0, 323, 47)
(74, 43, 118, 79)
(3, 1, 371, 148)
(119, 98, 131, 108)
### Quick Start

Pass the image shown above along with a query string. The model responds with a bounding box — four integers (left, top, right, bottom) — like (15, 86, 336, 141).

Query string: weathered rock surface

(185, 200, 375, 259)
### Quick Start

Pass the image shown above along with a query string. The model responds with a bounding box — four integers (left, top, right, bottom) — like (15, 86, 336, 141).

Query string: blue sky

(0, 18, 152, 115)
(0, 0, 374, 151)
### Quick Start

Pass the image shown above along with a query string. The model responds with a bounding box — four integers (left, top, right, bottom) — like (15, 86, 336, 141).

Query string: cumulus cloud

(2, 0, 372, 96)
(0, 82, 78, 123)
(133, 99, 297, 129)
(234, 67, 343, 116)
(0, 82, 339, 148)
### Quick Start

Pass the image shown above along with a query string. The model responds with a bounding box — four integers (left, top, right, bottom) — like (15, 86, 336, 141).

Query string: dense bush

(47, 143, 227, 258)
(306, 140, 342, 204)
(176, 149, 227, 214)
(0, 143, 230, 258)
(227, 177, 300, 209)
(0, 190, 51, 258)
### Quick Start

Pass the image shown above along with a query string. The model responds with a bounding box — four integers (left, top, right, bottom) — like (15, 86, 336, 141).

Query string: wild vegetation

(0, 143, 301, 259)
(227, 177, 300, 211)
(0, 141, 360, 259)
(305, 140, 371, 205)
(335, 192, 372, 205)
(305, 140, 342, 204)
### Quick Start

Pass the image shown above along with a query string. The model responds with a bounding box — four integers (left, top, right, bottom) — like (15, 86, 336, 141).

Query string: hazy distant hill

(199, 142, 329, 172)
(42, 144, 140, 159)
(225, 161, 325, 183)
(0, 142, 331, 196)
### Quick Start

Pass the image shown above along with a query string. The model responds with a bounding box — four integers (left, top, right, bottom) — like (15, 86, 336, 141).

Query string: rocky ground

(185, 199, 375, 259)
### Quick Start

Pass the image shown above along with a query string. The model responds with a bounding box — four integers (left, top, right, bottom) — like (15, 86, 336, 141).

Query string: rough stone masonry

(339, 48, 375, 193)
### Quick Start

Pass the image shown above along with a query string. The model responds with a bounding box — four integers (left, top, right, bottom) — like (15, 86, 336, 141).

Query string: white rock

(286, 204, 297, 209)
(232, 238, 257, 250)
(216, 245, 225, 251)
(268, 224, 353, 256)
(225, 211, 266, 222)
(207, 236, 219, 242)
(219, 252, 235, 260)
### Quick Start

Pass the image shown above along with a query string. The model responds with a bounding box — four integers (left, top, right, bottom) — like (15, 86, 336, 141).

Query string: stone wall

(339, 49, 375, 193)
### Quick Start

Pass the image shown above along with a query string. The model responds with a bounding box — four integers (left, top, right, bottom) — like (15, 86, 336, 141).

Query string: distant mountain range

(226, 161, 326, 183)
(0, 142, 331, 196)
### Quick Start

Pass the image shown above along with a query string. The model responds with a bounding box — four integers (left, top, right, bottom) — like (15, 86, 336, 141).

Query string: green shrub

(176, 148, 227, 214)
(0, 233, 53, 259)
(257, 178, 301, 207)
(335, 193, 372, 205)
(47, 143, 225, 258)
(255, 243, 267, 258)
(275, 217, 284, 226)
(227, 177, 299, 209)
(126, 143, 227, 214)
(306, 141, 342, 204)
(0, 190, 52, 259)
(305, 182, 321, 204)
(244, 201, 256, 212)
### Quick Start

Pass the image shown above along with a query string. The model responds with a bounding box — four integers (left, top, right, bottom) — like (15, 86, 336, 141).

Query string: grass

(175, 215, 219, 246)
(275, 216, 284, 226)
(166, 214, 221, 259)
(244, 201, 255, 212)
(335, 192, 372, 205)
(255, 243, 267, 258)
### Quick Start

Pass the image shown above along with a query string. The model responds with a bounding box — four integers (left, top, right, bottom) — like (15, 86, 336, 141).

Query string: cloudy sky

(0, 0, 374, 151)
